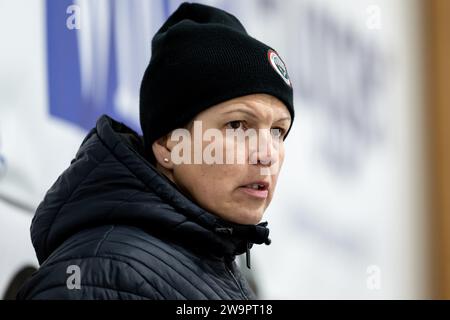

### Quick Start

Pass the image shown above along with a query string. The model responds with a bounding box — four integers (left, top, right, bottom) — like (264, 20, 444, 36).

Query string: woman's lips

(239, 186, 269, 199)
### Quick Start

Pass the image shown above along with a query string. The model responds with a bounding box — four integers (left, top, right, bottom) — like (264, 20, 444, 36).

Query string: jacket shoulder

(18, 225, 164, 299)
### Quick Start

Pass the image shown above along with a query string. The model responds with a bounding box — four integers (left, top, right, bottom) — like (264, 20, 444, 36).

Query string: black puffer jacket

(17, 115, 271, 300)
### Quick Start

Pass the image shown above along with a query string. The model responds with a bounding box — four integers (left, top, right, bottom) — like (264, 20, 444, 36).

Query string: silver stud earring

(163, 157, 169, 163)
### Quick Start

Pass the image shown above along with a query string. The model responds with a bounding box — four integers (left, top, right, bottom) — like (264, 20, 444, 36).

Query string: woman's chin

(226, 210, 264, 225)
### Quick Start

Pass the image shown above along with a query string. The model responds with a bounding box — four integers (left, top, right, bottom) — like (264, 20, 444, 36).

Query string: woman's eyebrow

(275, 117, 291, 123)
(220, 108, 259, 120)
(221, 108, 291, 123)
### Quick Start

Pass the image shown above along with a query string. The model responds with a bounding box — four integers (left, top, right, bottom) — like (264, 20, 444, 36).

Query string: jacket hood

(31, 115, 270, 265)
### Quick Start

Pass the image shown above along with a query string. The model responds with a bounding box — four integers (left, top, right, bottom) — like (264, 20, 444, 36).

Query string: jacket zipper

(225, 262, 249, 300)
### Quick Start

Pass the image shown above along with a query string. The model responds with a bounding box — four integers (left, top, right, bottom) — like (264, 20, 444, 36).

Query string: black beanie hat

(139, 2, 294, 158)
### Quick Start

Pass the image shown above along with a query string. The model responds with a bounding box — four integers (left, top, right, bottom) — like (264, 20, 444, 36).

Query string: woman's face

(153, 93, 292, 225)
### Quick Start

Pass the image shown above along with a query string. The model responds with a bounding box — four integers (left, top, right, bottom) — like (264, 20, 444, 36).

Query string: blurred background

(0, 0, 448, 299)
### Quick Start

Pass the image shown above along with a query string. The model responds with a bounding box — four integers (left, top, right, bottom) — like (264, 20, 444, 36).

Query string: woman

(17, 2, 294, 299)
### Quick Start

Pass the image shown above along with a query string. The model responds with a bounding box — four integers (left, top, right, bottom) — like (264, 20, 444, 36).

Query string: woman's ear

(152, 135, 174, 170)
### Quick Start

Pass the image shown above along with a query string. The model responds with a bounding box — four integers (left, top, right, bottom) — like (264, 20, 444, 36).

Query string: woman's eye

(227, 120, 245, 130)
(271, 127, 285, 138)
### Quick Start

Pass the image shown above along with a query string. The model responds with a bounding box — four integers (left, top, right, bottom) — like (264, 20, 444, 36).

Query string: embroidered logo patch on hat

(267, 49, 291, 87)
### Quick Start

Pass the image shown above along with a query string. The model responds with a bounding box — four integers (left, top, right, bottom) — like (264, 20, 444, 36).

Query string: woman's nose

(250, 130, 280, 166)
